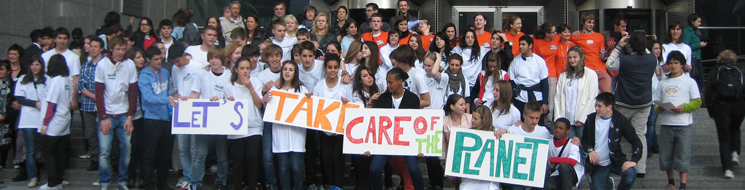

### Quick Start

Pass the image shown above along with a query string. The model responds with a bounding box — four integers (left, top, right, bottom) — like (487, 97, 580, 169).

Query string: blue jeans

(189, 135, 213, 186)
(276, 152, 304, 189)
(588, 164, 636, 190)
(213, 135, 229, 183)
(567, 125, 584, 140)
(370, 156, 424, 190)
(646, 105, 659, 151)
(177, 134, 194, 183)
(262, 123, 277, 189)
(98, 115, 132, 187)
(22, 128, 38, 178)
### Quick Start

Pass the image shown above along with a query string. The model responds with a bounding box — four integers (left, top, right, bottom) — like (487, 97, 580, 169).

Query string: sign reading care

(262, 90, 362, 134)
(445, 128, 550, 188)
(342, 109, 444, 157)
(172, 99, 250, 135)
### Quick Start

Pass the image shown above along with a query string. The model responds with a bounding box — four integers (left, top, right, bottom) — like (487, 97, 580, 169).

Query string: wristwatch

(587, 148, 594, 152)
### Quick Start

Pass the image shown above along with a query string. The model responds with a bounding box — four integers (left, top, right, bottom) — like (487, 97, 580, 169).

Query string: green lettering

(416, 138, 427, 153)
(525, 137, 549, 181)
(463, 153, 479, 175)
(452, 132, 482, 173)
(512, 142, 532, 180)
(495, 140, 513, 177)
(432, 131, 443, 153)
(475, 139, 495, 176)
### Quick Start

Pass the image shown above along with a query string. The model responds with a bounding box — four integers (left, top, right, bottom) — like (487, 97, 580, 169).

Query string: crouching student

(225, 57, 265, 190)
(39, 54, 72, 190)
(655, 51, 701, 190)
(544, 118, 584, 190)
(138, 46, 176, 189)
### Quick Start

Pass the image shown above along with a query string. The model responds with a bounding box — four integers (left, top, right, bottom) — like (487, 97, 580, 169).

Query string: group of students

(1, 0, 742, 190)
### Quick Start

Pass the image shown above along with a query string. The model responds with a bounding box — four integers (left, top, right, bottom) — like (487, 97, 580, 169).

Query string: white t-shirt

(459, 179, 500, 190)
(404, 68, 429, 99)
(94, 58, 138, 115)
(565, 78, 579, 122)
(185, 45, 209, 65)
(654, 75, 700, 126)
(298, 60, 325, 91)
(661, 43, 693, 79)
(16, 75, 48, 129)
(507, 125, 551, 139)
(41, 76, 72, 136)
(548, 138, 584, 184)
(258, 68, 281, 87)
(225, 77, 264, 139)
(171, 60, 205, 97)
(508, 54, 549, 103)
(392, 95, 403, 109)
(345, 63, 360, 77)
(478, 71, 508, 105)
(272, 37, 297, 62)
(250, 61, 266, 77)
(191, 68, 232, 99)
(272, 86, 308, 153)
(424, 72, 448, 110)
(492, 104, 521, 130)
(380, 44, 398, 71)
(594, 115, 612, 166)
(451, 46, 487, 87)
(41, 49, 81, 79)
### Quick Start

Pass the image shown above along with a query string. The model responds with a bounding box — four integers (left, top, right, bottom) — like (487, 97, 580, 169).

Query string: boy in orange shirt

(570, 13, 612, 93)
(361, 13, 389, 49)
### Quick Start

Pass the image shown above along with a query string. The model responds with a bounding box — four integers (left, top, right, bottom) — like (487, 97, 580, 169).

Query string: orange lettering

(272, 91, 299, 121)
(314, 99, 340, 131)
(335, 103, 361, 133)
(285, 97, 313, 126)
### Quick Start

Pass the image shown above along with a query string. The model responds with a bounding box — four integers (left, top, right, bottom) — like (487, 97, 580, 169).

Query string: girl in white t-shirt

(39, 54, 72, 189)
(312, 54, 349, 189)
(422, 52, 448, 110)
(225, 58, 265, 190)
(451, 30, 487, 88)
(491, 81, 522, 130)
(187, 46, 232, 187)
(15, 56, 48, 187)
(460, 106, 501, 190)
(344, 40, 363, 77)
(263, 61, 307, 190)
(554, 46, 599, 139)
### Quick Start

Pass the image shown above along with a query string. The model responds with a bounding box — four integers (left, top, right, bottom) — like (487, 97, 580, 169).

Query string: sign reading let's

(445, 128, 550, 188)
(171, 99, 251, 135)
(342, 109, 444, 157)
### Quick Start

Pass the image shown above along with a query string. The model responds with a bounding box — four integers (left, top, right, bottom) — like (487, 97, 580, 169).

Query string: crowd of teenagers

(0, 0, 742, 190)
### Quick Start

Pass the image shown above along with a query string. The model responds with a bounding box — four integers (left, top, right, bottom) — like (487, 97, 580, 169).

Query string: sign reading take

(171, 99, 250, 135)
(445, 128, 550, 188)
(342, 109, 444, 156)
(262, 90, 362, 134)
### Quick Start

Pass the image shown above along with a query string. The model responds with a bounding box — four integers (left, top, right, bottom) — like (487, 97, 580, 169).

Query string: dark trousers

(304, 130, 322, 186)
(40, 134, 70, 187)
(544, 163, 578, 190)
(713, 101, 745, 171)
(425, 157, 444, 187)
(370, 156, 423, 190)
(351, 155, 372, 189)
(320, 134, 345, 186)
(231, 135, 262, 189)
(128, 118, 145, 183)
(141, 119, 175, 188)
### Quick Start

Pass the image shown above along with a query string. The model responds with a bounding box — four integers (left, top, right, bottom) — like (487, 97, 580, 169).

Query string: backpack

(715, 65, 744, 101)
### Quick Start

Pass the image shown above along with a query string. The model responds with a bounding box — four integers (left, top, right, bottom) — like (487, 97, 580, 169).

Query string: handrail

(698, 26, 745, 30)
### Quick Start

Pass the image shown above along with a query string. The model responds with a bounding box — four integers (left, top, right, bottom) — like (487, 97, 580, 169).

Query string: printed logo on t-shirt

(587, 40, 594, 44)
(550, 45, 557, 50)
(65, 85, 70, 90)
(483, 43, 491, 48)
(214, 85, 224, 92)
(183, 73, 193, 82)
(377, 40, 384, 45)
(107, 74, 116, 79)
(153, 82, 168, 94)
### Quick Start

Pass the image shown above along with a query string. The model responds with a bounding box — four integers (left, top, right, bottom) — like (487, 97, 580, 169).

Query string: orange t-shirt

(504, 31, 525, 58)
(399, 33, 411, 46)
(362, 31, 389, 49)
(607, 36, 619, 76)
(421, 34, 435, 51)
(476, 31, 493, 49)
(570, 32, 606, 71)
(555, 41, 576, 77)
(532, 35, 561, 78)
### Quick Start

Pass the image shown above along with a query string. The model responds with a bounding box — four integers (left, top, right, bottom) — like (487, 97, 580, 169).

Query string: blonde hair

(345, 40, 363, 63)
(207, 46, 226, 66)
(472, 106, 494, 132)
(283, 15, 298, 35)
(224, 42, 243, 68)
(424, 53, 444, 73)
(717, 49, 738, 63)
(311, 13, 329, 37)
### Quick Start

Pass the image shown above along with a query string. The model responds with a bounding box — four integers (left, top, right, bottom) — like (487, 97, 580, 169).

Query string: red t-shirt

(362, 31, 389, 49)
(421, 34, 435, 51)
(533, 35, 561, 78)
(476, 31, 493, 49)
(504, 31, 525, 58)
(143, 36, 156, 50)
(556, 41, 576, 77)
(570, 32, 606, 71)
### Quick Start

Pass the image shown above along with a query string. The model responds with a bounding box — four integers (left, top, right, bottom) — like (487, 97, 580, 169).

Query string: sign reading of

(342, 109, 444, 157)
(262, 90, 362, 134)
(172, 99, 250, 135)
(445, 128, 550, 188)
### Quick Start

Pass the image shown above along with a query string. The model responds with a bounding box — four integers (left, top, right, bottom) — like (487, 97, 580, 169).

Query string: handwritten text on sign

(262, 90, 362, 134)
(342, 109, 444, 156)
(445, 128, 549, 188)
(172, 99, 250, 135)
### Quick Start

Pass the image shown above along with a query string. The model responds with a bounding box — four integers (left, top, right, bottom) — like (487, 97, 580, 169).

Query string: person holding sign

(187, 46, 232, 190)
(459, 105, 500, 189)
(347, 65, 381, 189)
(263, 61, 308, 190)
(544, 118, 584, 190)
(490, 81, 521, 130)
(654, 51, 701, 189)
(441, 94, 472, 187)
(258, 44, 284, 190)
(581, 93, 642, 190)
(367, 68, 425, 190)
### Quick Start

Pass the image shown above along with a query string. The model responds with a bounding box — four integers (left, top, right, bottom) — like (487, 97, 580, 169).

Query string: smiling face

(583, 19, 595, 32)
(409, 37, 419, 50)
(267, 54, 282, 68)
(450, 98, 467, 115)
(398, 0, 409, 13)
(397, 20, 408, 32)
(324, 60, 340, 80)
(561, 27, 572, 40)
(448, 59, 462, 73)
(306, 10, 316, 21)
(670, 25, 683, 41)
(246, 17, 257, 31)
(231, 46, 243, 64)
(568, 50, 581, 68)
(510, 19, 522, 32)
(361, 44, 371, 58)
(274, 4, 286, 18)
(545, 26, 556, 41)
(492, 85, 501, 100)
(7, 50, 20, 64)
(208, 55, 223, 70)
(474, 15, 486, 30)
(652, 43, 661, 57)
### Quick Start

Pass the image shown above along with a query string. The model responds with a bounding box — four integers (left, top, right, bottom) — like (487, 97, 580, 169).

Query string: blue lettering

(173, 103, 190, 127)
(231, 102, 244, 130)
(193, 102, 219, 128)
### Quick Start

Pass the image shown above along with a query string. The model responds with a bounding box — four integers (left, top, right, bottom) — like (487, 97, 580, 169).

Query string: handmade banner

(342, 109, 444, 157)
(172, 99, 250, 135)
(262, 90, 362, 134)
(445, 128, 550, 188)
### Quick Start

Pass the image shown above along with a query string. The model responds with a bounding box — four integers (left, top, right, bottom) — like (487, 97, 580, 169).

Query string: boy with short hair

(258, 44, 283, 190)
(158, 19, 185, 59)
(380, 29, 401, 71)
(654, 51, 701, 190)
(508, 35, 549, 123)
(545, 118, 584, 190)
(184, 26, 218, 65)
(231, 27, 248, 45)
(241, 44, 263, 76)
(361, 13, 389, 49)
(41, 27, 80, 109)
(390, 45, 430, 108)
(271, 19, 296, 62)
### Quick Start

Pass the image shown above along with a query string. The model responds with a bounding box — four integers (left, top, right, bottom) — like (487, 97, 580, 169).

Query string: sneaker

(62, 181, 69, 185)
(93, 180, 100, 186)
(609, 177, 615, 187)
(176, 177, 186, 187)
(101, 186, 108, 190)
(178, 182, 190, 190)
(725, 170, 735, 179)
(664, 184, 675, 190)
(733, 152, 740, 166)
(307, 184, 318, 190)
(79, 154, 91, 159)
(28, 177, 39, 188)
(209, 165, 218, 173)
(328, 185, 343, 190)
(118, 185, 130, 190)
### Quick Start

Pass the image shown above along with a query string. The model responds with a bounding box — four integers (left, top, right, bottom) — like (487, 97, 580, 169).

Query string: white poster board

(342, 109, 444, 157)
(171, 99, 250, 135)
(262, 90, 363, 134)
